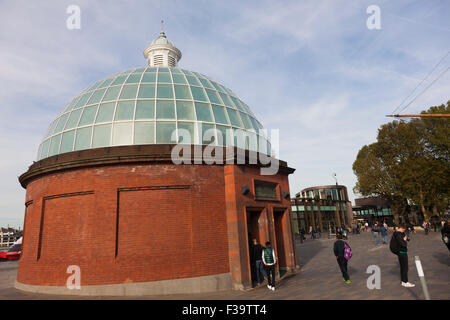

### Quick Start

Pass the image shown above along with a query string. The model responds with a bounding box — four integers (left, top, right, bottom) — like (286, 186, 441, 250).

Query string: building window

(254, 181, 278, 200)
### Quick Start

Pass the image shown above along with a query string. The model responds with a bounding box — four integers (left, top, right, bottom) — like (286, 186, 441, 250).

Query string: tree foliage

(353, 101, 450, 223)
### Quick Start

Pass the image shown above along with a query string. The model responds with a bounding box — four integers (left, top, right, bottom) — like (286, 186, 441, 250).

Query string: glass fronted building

(352, 196, 394, 225)
(291, 185, 353, 234)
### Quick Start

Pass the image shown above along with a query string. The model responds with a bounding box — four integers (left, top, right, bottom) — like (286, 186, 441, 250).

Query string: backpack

(389, 234, 400, 254)
(343, 242, 352, 260)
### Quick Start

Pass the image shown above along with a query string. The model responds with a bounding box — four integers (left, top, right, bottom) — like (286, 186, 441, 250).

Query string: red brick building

(16, 32, 297, 295)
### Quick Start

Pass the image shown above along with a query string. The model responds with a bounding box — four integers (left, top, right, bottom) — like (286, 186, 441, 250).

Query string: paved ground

(0, 229, 448, 300)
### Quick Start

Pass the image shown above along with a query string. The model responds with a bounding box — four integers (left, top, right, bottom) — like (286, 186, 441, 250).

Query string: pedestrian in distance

(251, 239, 267, 286)
(262, 241, 277, 291)
(441, 220, 450, 252)
(317, 227, 321, 239)
(300, 227, 306, 243)
(342, 227, 348, 240)
(422, 222, 429, 235)
(365, 222, 369, 231)
(405, 223, 411, 241)
(333, 233, 352, 284)
(309, 225, 315, 240)
(336, 227, 342, 238)
(390, 223, 415, 288)
(372, 223, 380, 244)
(380, 223, 388, 244)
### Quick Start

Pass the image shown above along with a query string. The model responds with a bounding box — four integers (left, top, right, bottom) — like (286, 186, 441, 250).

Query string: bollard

(414, 256, 430, 300)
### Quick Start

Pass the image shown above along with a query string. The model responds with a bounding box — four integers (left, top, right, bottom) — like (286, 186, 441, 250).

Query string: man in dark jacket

(333, 233, 350, 284)
(251, 239, 267, 285)
(391, 223, 415, 287)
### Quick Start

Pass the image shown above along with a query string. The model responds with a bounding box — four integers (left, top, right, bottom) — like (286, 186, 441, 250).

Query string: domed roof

(151, 31, 175, 46)
(37, 66, 270, 160)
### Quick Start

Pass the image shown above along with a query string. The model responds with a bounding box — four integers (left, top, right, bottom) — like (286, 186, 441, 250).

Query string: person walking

(300, 227, 306, 243)
(309, 225, 315, 239)
(262, 241, 277, 291)
(441, 220, 450, 252)
(372, 223, 380, 244)
(333, 233, 351, 284)
(336, 227, 342, 238)
(405, 223, 411, 241)
(423, 221, 429, 235)
(317, 227, 321, 239)
(365, 222, 369, 231)
(380, 223, 388, 244)
(377, 223, 381, 241)
(390, 223, 415, 287)
(251, 239, 267, 285)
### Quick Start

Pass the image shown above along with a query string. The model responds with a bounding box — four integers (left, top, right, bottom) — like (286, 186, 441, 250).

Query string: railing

(0, 233, 19, 247)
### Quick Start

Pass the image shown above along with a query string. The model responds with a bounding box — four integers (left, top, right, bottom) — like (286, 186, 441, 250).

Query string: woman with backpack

(333, 233, 351, 284)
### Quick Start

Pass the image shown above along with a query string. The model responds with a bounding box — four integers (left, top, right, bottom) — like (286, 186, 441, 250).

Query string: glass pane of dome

(74, 126, 92, 150)
(93, 124, 112, 147)
(134, 122, 155, 144)
(176, 101, 195, 120)
(156, 122, 176, 143)
(136, 100, 155, 119)
(115, 101, 135, 121)
(156, 100, 175, 119)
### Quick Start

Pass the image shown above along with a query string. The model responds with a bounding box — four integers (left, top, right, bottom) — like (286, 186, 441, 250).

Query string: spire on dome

(143, 22, 182, 67)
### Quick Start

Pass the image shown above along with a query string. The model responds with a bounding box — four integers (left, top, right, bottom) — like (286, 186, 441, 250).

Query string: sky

(0, 0, 449, 228)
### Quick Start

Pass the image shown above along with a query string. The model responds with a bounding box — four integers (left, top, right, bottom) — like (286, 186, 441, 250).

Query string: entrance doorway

(273, 209, 287, 277)
(246, 209, 267, 286)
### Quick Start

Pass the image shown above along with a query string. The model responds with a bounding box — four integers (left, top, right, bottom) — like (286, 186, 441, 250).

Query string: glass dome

(37, 66, 271, 161)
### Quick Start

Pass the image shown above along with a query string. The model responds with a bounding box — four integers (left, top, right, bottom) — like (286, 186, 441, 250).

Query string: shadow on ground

(432, 253, 450, 267)
(295, 238, 329, 268)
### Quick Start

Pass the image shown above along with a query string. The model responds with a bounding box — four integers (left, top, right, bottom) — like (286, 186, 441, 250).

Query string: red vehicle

(0, 241, 22, 261)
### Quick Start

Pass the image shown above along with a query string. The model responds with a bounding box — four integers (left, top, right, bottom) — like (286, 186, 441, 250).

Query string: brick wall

(18, 161, 296, 289)
(18, 164, 229, 286)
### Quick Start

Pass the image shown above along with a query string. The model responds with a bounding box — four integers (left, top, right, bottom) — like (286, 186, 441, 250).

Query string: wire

(397, 65, 450, 114)
(392, 50, 450, 114)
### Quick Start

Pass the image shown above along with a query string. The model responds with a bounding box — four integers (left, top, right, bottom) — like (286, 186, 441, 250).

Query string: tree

(353, 101, 450, 223)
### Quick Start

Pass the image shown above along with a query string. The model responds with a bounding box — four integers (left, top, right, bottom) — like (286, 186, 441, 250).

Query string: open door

(246, 208, 267, 286)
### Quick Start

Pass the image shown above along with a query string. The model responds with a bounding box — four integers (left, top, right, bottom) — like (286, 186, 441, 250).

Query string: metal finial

(159, 19, 166, 37)
(332, 173, 338, 186)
